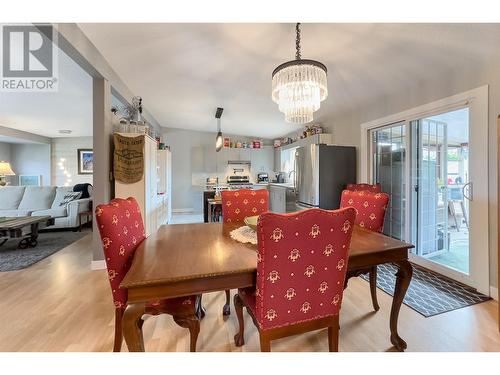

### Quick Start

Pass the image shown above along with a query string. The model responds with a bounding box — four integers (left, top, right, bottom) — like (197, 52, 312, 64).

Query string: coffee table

(0, 216, 55, 249)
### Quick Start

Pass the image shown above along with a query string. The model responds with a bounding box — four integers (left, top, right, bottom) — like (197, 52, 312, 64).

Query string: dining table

(120, 222, 414, 352)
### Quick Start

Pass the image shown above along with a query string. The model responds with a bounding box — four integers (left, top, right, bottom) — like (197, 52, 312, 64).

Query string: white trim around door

(360, 85, 490, 295)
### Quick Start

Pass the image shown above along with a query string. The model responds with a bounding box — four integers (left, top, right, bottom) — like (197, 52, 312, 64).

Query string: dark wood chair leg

(223, 289, 231, 316)
(173, 314, 200, 352)
(259, 332, 271, 352)
(328, 315, 340, 352)
(233, 293, 245, 346)
(369, 266, 380, 311)
(113, 308, 124, 352)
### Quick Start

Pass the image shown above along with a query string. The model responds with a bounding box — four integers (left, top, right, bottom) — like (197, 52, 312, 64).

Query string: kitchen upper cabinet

(226, 148, 240, 161)
(203, 146, 217, 173)
(210, 146, 275, 176)
(251, 147, 274, 174)
(239, 149, 251, 162)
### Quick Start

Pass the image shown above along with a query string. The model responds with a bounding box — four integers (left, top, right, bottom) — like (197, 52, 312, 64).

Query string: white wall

(324, 64, 499, 289)
(0, 142, 51, 186)
(0, 142, 13, 185)
(162, 127, 272, 213)
(0, 142, 11, 160)
(10, 144, 51, 186)
(51, 137, 93, 186)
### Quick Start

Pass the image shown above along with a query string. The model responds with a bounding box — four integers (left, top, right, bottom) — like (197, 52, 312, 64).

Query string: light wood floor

(0, 233, 499, 352)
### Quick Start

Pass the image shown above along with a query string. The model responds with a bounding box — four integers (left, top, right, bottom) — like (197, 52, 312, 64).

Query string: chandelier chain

(295, 23, 301, 60)
(272, 22, 328, 124)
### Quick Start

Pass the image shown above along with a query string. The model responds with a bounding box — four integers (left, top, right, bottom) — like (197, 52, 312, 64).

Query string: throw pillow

(59, 191, 82, 207)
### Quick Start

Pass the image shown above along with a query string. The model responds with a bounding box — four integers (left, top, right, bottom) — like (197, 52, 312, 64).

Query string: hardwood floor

(0, 233, 499, 352)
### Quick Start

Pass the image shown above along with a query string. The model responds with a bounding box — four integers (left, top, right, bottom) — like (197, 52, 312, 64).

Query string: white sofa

(0, 186, 92, 229)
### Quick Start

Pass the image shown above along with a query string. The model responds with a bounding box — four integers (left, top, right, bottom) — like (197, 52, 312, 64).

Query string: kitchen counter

(268, 182, 295, 189)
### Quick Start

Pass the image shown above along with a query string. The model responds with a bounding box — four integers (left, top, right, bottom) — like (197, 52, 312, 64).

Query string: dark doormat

(0, 231, 88, 271)
(360, 263, 490, 317)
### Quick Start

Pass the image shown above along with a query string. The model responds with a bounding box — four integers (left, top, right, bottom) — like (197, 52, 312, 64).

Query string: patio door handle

(463, 182, 473, 201)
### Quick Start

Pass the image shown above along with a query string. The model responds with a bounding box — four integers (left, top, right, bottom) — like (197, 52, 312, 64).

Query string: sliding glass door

(368, 88, 489, 295)
(371, 122, 406, 240)
(411, 109, 470, 275)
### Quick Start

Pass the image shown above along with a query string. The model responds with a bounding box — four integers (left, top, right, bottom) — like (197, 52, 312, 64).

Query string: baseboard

(91, 260, 106, 270)
(172, 208, 194, 214)
(490, 286, 498, 301)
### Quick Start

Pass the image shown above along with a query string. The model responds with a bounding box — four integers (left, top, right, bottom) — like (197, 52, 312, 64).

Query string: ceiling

(78, 23, 500, 139)
(0, 46, 93, 138)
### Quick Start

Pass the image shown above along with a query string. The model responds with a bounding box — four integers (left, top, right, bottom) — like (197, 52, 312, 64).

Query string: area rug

(0, 231, 88, 271)
(360, 263, 490, 317)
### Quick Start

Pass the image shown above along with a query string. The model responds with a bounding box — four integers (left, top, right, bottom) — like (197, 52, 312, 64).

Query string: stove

(227, 175, 250, 184)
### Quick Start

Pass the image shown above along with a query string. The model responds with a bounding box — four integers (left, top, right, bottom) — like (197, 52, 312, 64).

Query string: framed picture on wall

(78, 149, 93, 174)
(19, 175, 41, 186)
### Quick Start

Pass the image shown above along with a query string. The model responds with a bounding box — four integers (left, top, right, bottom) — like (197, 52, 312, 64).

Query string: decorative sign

(113, 134, 144, 183)
(252, 139, 262, 149)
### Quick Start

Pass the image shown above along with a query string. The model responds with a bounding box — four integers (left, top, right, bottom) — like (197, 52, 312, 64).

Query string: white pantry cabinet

(156, 149, 172, 225)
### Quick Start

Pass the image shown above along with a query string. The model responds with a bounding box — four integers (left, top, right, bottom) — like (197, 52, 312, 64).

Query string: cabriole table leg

(389, 260, 413, 351)
(122, 302, 146, 352)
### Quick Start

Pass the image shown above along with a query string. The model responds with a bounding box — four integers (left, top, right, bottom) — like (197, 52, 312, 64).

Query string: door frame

(360, 85, 489, 295)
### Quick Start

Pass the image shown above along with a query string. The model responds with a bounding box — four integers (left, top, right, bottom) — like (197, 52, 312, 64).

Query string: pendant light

(272, 23, 328, 124)
(215, 107, 224, 152)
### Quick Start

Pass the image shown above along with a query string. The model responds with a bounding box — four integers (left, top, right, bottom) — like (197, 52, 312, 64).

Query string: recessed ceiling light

(58, 129, 72, 134)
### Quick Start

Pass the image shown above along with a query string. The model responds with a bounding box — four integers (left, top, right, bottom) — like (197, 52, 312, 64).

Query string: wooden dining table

(120, 222, 414, 352)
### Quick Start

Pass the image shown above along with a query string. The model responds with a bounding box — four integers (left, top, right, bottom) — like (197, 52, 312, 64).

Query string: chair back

(255, 207, 356, 330)
(221, 189, 269, 223)
(346, 183, 382, 193)
(95, 197, 146, 308)
(340, 190, 389, 233)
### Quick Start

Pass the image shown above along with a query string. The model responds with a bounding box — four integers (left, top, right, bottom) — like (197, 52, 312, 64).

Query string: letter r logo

(2, 25, 53, 77)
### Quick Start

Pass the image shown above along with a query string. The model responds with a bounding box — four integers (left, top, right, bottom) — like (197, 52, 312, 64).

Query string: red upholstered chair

(220, 188, 269, 316)
(340, 189, 390, 311)
(221, 188, 269, 224)
(346, 183, 382, 193)
(95, 197, 201, 352)
(234, 207, 356, 352)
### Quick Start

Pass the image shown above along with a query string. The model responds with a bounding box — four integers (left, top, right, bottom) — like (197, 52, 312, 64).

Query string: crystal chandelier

(272, 23, 328, 124)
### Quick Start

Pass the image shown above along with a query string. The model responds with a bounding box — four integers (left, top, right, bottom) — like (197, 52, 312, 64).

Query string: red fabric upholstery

(339, 190, 389, 233)
(95, 197, 196, 310)
(346, 183, 382, 193)
(221, 189, 269, 223)
(240, 207, 356, 331)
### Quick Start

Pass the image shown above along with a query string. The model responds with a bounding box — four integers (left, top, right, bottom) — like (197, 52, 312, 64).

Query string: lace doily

(229, 225, 257, 245)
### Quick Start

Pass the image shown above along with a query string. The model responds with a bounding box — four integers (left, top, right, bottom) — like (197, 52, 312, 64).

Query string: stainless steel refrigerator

(293, 144, 356, 210)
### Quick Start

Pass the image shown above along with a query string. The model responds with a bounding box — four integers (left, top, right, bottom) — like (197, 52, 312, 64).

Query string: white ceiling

(0, 46, 93, 138)
(78, 23, 500, 139)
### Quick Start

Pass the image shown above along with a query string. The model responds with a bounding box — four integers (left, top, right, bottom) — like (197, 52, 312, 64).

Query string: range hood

(228, 160, 251, 165)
